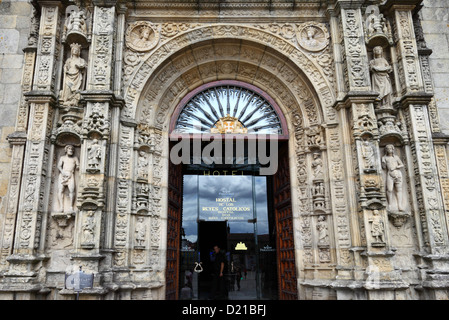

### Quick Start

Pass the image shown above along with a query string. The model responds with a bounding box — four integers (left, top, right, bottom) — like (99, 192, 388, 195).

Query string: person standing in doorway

(210, 244, 227, 300)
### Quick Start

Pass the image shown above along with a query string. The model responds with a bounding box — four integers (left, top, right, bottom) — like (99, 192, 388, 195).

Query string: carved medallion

(126, 21, 159, 52)
(297, 23, 329, 52)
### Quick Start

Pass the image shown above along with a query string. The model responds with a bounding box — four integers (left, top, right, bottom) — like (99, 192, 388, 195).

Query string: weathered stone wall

(420, 0, 449, 135)
(0, 0, 32, 237)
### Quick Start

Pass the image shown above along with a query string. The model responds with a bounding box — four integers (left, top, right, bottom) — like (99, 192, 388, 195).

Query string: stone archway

(116, 26, 347, 299)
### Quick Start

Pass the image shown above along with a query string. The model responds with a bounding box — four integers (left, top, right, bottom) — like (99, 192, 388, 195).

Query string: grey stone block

(0, 68, 22, 84)
(0, 15, 16, 29)
(0, 103, 18, 127)
(3, 84, 21, 104)
(0, 28, 19, 53)
(10, 2, 31, 16)
(0, 54, 24, 69)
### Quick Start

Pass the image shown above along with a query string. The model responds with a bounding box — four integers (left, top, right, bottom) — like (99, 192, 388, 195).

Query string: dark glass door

(179, 172, 278, 300)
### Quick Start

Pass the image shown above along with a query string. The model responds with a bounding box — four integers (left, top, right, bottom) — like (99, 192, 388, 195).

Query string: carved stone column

(0, 5, 40, 270)
(72, 3, 119, 278)
(386, 0, 449, 299)
(333, 0, 408, 299)
(2, 2, 62, 289)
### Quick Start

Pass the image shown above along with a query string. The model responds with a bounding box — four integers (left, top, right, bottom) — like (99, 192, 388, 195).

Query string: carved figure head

(384, 144, 395, 155)
(373, 46, 383, 57)
(70, 43, 81, 56)
(140, 25, 151, 40)
(65, 144, 75, 156)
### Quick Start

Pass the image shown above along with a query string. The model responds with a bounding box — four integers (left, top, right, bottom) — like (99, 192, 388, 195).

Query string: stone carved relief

(137, 150, 149, 181)
(126, 21, 159, 52)
(82, 103, 110, 139)
(370, 46, 393, 109)
(369, 210, 386, 247)
(81, 210, 96, 248)
(63, 5, 90, 44)
(395, 10, 421, 93)
(364, 5, 393, 45)
(60, 43, 87, 107)
(124, 25, 335, 125)
(311, 152, 324, 180)
(297, 23, 329, 52)
(343, 9, 370, 90)
(134, 217, 147, 249)
(87, 139, 102, 173)
(362, 140, 376, 173)
(317, 215, 329, 246)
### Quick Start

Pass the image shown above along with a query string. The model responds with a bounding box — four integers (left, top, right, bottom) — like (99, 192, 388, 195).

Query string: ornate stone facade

(0, 0, 448, 300)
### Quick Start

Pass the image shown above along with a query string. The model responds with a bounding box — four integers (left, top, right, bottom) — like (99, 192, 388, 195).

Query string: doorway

(179, 171, 279, 300)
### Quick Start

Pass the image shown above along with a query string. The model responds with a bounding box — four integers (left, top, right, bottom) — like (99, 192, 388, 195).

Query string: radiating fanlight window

(174, 84, 283, 135)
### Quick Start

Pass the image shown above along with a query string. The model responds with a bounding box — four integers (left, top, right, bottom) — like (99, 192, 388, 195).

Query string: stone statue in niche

(60, 43, 87, 107)
(362, 140, 376, 173)
(65, 9, 87, 35)
(314, 182, 325, 196)
(316, 215, 329, 246)
(57, 145, 79, 213)
(370, 46, 393, 108)
(311, 152, 323, 179)
(369, 210, 385, 245)
(366, 9, 387, 37)
(137, 150, 149, 180)
(81, 210, 95, 246)
(87, 139, 102, 173)
(135, 217, 146, 248)
(382, 145, 405, 212)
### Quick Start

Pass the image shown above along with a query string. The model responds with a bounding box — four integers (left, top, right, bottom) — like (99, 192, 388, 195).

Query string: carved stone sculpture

(297, 23, 329, 52)
(57, 145, 79, 213)
(312, 152, 323, 179)
(60, 43, 87, 107)
(316, 215, 329, 246)
(382, 145, 405, 212)
(87, 139, 102, 173)
(81, 210, 96, 246)
(126, 21, 159, 52)
(369, 210, 385, 246)
(366, 9, 387, 37)
(137, 150, 149, 181)
(362, 140, 376, 173)
(370, 46, 393, 108)
(135, 217, 146, 248)
(65, 9, 87, 36)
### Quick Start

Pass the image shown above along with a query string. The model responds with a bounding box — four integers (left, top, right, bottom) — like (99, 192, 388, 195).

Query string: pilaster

(2, 1, 62, 286)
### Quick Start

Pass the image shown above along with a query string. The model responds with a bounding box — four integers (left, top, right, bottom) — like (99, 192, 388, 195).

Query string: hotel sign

(199, 184, 253, 221)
